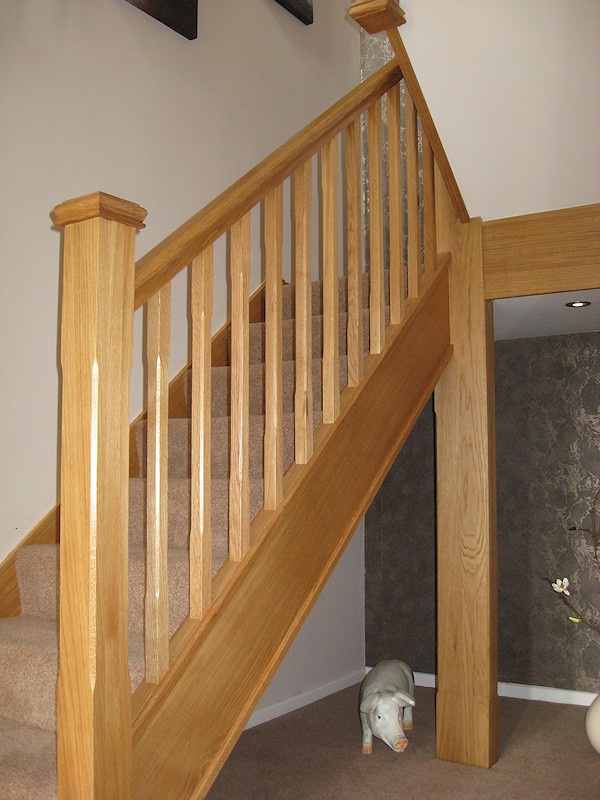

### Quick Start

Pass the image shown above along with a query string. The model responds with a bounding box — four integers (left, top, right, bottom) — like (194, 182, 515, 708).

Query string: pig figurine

(359, 660, 415, 755)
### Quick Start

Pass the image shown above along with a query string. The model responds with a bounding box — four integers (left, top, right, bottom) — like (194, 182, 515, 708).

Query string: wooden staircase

(0, 3, 501, 797)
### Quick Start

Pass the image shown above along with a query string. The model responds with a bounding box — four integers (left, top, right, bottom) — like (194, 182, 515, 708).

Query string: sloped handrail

(134, 61, 402, 308)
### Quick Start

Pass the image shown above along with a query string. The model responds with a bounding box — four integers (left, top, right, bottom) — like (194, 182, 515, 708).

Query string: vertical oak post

(387, 82, 405, 324)
(190, 246, 213, 616)
(345, 118, 364, 386)
(321, 137, 340, 423)
(145, 284, 171, 682)
(435, 175, 498, 767)
(229, 213, 251, 561)
(404, 89, 422, 299)
(264, 187, 284, 509)
(294, 160, 313, 464)
(422, 132, 436, 280)
(367, 98, 385, 353)
(54, 191, 146, 799)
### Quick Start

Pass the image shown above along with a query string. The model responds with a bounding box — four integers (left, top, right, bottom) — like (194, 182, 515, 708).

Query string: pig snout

(394, 737, 409, 753)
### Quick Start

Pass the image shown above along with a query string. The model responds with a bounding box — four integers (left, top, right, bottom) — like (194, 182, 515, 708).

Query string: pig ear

(360, 692, 380, 714)
(393, 690, 415, 707)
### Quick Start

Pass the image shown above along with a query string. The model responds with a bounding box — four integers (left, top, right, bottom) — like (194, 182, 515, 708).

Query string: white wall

(248, 523, 366, 727)
(0, 0, 360, 560)
(399, 0, 600, 221)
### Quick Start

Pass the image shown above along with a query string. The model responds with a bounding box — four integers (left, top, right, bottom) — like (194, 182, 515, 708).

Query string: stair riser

(247, 309, 371, 365)
(188, 357, 348, 418)
(0, 621, 57, 732)
(16, 480, 268, 627)
(277, 269, 385, 320)
(135, 415, 299, 480)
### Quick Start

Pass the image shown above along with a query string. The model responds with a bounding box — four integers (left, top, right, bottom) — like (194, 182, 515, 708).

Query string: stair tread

(185, 356, 349, 417)
(134, 411, 322, 479)
(0, 716, 56, 800)
(0, 615, 145, 733)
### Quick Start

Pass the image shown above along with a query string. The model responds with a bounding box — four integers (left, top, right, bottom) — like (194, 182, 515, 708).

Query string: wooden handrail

(133, 61, 402, 309)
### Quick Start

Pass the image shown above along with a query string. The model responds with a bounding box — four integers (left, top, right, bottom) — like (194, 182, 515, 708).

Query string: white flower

(551, 578, 571, 596)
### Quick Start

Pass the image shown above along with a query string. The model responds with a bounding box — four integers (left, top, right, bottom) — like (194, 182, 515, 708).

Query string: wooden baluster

(405, 89, 421, 299)
(145, 285, 170, 683)
(264, 187, 284, 509)
(54, 191, 146, 799)
(229, 214, 251, 561)
(368, 98, 385, 353)
(422, 130, 436, 279)
(294, 159, 313, 464)
(345, 118, 363, 387)
(321, 137, 340, 423)
(190, 246, 213, 616)
(388, 83, 405, 324)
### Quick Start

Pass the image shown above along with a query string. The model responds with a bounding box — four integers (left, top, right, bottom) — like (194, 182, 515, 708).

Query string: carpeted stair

(0, 271, 383, 799)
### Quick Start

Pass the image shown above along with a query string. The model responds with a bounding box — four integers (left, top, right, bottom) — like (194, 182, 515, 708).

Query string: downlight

(565, 301, 591, 308)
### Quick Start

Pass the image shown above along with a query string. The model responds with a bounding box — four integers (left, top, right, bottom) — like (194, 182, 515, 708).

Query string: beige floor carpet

(207, 685, 599, 799)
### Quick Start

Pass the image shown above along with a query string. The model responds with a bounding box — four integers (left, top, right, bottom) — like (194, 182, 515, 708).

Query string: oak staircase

(0, 4, 485, 797)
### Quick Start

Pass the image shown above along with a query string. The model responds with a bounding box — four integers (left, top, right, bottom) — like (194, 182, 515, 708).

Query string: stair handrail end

(350, 1, 470, 225)
(349, 0, 406, 34)
(53, 190, 147, 230)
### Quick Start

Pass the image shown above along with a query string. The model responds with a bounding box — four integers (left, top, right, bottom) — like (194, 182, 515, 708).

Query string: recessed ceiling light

(565, 300, 591, 308)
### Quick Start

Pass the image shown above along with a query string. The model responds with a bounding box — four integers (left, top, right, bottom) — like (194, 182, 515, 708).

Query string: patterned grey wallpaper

(495, 332, 600, 691)
(365, 399, 436, 673)
(360, 27, 600, 692)
(365, 332, 600, 692)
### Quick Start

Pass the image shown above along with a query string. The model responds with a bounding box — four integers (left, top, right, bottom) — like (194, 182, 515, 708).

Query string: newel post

(54, 192, 147, 799)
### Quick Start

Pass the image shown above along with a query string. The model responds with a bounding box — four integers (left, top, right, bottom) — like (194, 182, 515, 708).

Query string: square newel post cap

(53, 191, 147, 229)
(349, 0, 406, 34)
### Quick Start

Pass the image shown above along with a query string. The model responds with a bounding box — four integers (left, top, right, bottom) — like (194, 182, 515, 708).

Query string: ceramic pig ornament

(359, 660, 415, 755)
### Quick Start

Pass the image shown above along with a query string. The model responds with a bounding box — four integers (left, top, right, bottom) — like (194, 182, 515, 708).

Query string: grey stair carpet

(0, 271, 380, 798)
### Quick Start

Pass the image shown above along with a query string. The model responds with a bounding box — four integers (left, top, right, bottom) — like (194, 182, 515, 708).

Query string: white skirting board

(413, 671, 597, 707)
(246, 668, 597, 731)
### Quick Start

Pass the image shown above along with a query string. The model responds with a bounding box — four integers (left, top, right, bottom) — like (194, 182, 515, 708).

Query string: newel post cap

(53, 191, 147, 229)
(349, 0, 406, 34)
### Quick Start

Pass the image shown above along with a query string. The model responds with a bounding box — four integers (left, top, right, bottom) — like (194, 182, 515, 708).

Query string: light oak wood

(264, 187, 284, 509)
(294, 160, 313, 463)
(483, 203, 600, 299)
(190, 247, 213, 618)
(0, 284, 265, 618)
(422, 130, 436, 279)
(54, 190, 147, 230)
(145, 285, 171, 683)
(321, 137, 340, 424)
(368, 98, 385, 354)
(348, 0, 406, 34)
(55, 193, 145, 799)
(405, 88, 421, 299)
(131, 264, 452, 800)
(435, 215, 498, 768)
(386, 28, 469, 224)
(229, 214, 251, 562)
(345, 118, 364, 386)
(133, 63, 402, 310)
(387, 83, 404, 324)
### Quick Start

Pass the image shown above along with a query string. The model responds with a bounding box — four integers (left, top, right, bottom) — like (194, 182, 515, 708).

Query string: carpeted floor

(207, 685, 599, 799)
